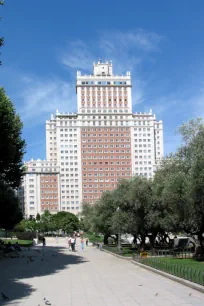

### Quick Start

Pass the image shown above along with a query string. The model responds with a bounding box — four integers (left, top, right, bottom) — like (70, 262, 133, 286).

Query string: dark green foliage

(0, 88, 25, 229)
(15, 210, 80, 234)
(16, 232, 36, 241)
(81, 118, 204, 248)
(0, 88, 26, 188)
(15, 219, 36, 232)
(36, 213, 41, 221)
(52, 211, 80, 233)
(0, 181, 23, 229)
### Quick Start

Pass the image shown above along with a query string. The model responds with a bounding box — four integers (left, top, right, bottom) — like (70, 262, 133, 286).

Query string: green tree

(110, 180, 132, 242)
(52, 211, 79, 233)
(36, 213, 41, 221)
(0, 88, 26, 188)
(15, 218, 36, 232)
(125, 177, 155, 247)
(40, 210, 54, 232)
(111, 209, 129, 235)
(151, 118, 204, 247)
(0, 181, 22, 229)
(149, 157, 189, 245)
(80, 203, 95, 232)
(177, 119, 204, 245)
(0, 88, 25, 229)
(82, 178, 155, 246)
(92, 192, 118, 244)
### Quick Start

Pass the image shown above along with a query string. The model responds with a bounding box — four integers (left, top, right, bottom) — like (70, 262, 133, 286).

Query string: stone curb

(101, 248, 132, 260)
(131, 260, 204, 294)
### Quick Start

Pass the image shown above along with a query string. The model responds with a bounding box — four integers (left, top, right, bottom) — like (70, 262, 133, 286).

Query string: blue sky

(1, 0, 204, 161)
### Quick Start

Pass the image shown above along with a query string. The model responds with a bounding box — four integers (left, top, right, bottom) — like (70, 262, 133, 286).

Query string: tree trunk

(114, 233, 118, 244)
(140, 235, 146, 251)
(104, 233, 109, 245)
(133, 234, 137, 247)
(198, 232, 204, 250)
(148, 234, 155, 249)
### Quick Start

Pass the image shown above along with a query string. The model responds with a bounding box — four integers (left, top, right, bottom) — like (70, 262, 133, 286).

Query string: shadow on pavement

(0, 245, 88, 305)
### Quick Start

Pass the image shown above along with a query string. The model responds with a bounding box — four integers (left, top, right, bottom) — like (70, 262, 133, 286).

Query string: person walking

(68, 236, 72, 251)
(99, 242, 103, 251)
(70, 236, 75, 252)
(80, 237, 84, 252)
(86, 238, 89, 247)
(42, 237, 46, 246)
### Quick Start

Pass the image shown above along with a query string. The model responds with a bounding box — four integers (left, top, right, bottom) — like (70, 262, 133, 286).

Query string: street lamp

(116, 207, 122, 254)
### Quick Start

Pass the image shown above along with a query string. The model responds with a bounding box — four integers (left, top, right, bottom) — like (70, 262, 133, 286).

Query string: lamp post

(116, 207, 122, 254)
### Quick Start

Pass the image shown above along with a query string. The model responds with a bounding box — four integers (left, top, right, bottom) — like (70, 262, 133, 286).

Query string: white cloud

(60, 29, 163, 107)
(61, 30, 162, 73)
(152, 84, 204, 119)
(61, 40, 93, 70)
(3, 29, 163, 127)
(18, 77, 76, 125)
(100, 29, 162, 53)
(131, 78, 146, 107)
(145, 95, 181, 116)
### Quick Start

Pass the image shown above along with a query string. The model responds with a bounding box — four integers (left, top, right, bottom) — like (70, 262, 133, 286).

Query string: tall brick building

(19, 61, 163, 217)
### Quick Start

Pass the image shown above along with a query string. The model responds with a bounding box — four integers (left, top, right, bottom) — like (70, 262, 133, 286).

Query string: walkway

(0, 238, 204, 306)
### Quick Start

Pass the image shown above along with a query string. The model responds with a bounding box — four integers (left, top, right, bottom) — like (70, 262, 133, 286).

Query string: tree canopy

(0, 87, 25, 229)
(0, 88, 26, 188)
(15, 210, 80, 234)
(0, 181, 22, 230)
(82, 118, 204, 248)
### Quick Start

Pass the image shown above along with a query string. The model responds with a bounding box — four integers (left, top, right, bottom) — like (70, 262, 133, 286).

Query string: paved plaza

(0, 238, 204, 306)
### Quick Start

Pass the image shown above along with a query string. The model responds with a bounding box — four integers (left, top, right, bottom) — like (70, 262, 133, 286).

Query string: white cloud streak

(5, 29, 163, 127)
(18, 77, 76, 125)
(61, 29, 162, 72)
(60, 29, 163, 107)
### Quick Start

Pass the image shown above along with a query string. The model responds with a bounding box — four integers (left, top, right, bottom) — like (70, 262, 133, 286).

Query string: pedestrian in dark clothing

(42, 237, 46, 246)
(6, 242, 14, 252)
(14, 242, 21, 251)
(70, 237, 75, 251)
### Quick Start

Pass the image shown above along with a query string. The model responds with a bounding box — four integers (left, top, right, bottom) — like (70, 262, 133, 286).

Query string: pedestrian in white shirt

(70, 237, 76, 252)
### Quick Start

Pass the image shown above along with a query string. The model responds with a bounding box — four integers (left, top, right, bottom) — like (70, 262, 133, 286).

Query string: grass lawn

(140, 256, 204, 285)
(2, 239, 33, 246)
(149, 257, 204, 272)
(104, 245, 204, 285)
(103, 245, 137, 257)
(84, 233, 104, 244)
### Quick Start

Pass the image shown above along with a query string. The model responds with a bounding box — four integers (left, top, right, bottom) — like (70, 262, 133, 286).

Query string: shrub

(16, 232, 36, 240)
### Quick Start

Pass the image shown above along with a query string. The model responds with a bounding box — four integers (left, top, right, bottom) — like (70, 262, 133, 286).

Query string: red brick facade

(81, 127, 132, 203)
(40, 174, 59, 211)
